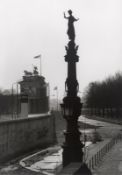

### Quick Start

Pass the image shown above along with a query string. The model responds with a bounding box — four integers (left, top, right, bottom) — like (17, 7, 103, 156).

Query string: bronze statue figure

(64, 10, 79, 41)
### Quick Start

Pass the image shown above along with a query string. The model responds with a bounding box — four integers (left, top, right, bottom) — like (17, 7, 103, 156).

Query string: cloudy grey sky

(0, 0, 122, 98)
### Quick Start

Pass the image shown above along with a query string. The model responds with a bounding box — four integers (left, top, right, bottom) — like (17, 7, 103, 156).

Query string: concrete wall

(0, 114, 56, 163)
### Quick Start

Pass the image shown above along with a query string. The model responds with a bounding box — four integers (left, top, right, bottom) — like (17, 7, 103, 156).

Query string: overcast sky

(0, 0, 122, 98)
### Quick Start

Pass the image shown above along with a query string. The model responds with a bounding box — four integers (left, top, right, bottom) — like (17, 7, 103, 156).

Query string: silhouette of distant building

(19, 67, 49, 114)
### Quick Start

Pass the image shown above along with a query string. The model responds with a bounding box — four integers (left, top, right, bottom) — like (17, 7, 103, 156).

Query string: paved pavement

(93, 141, 122, 175)
(79, 115, 121, 128)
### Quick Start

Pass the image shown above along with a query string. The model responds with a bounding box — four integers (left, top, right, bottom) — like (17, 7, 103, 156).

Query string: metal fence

(86, 133, 122, 170)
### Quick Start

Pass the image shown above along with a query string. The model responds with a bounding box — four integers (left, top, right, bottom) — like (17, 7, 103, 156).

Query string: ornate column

(61, 10, 84, 167)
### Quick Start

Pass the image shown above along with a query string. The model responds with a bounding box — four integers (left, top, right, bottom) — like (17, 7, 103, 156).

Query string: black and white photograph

(0, 0, 122, 174)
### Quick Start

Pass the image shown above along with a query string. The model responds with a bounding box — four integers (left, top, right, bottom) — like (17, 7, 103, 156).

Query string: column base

(62, 143, 84, 167)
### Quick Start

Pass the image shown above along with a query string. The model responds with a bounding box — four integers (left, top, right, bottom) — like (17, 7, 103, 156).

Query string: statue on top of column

(64, 10, 79, 41)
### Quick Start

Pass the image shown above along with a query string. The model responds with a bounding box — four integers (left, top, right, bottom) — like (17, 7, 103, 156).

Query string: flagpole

(40, 55, 41, 76)
(53, 86, 58, 111)
(34, 54, 41, 76)
(57, 88, 58, 111)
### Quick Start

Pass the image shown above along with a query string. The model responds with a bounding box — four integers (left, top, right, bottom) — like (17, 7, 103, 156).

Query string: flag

(54, 86, 58, 90)
(34, 54, 41, 59)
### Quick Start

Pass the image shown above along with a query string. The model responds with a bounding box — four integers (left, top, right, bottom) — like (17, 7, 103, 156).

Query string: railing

(82, 108, 122, 120)
(86, 133, 122, 170)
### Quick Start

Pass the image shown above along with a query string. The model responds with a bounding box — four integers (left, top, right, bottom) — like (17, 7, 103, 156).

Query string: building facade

(19, 67, 49, 114)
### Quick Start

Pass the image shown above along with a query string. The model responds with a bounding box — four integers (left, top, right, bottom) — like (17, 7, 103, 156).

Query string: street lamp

(61, 10, 84, 167)
(61, 97, 82, 118)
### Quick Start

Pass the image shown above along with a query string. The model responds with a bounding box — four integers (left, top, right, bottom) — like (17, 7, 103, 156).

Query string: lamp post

(61, 10, 84, 167)
(12, 82, 20, 119)
(53, 86, 58, 111)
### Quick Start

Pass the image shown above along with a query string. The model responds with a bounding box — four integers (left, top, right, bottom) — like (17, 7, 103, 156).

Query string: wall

(0, 114, 56, 163)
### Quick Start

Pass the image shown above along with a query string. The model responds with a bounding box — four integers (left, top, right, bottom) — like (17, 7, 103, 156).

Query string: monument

(61, 10, 84, 167)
